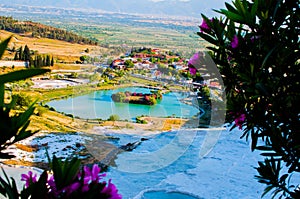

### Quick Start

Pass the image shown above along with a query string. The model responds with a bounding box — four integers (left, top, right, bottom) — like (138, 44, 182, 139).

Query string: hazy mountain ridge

(0, 4, 200, 29)
(0, 0, 227, 18)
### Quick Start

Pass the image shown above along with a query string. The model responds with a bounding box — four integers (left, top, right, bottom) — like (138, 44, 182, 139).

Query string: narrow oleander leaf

(0, 69, 50, 85)
(9, 178, 19, 199)
(14, 129, 35, 144)
(279, 174, 288, 183)
(262, 186, 274, 198)
(0, 36, 12, 59)
(207, 46, 219, 53)
(225, 2, 239, 14)
(262, 45, 278, 68)
(52, 156, 64, 189)
(0, 84, 4, 107)
(13, 101, 36, 130)
(260, 153, 280, 157)
(32, 171, 48, 198)
(219, 9, 244, 22)
(233, 0, 246, 16)
(251, 0, 258, 18)
(256, 146, 274, 151)
(64, 158, 81, 185)
(251, 129, 258, 151)
(197, 32, 219, 46)
(0, 169, 18, 199)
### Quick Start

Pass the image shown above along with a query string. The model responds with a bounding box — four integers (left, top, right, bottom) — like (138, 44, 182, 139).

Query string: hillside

(0, 30, 108, 63)
(0, 16, 98, 45)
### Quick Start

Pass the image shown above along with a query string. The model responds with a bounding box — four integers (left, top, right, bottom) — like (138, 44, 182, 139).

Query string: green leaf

(206, 46, 219, 53)
(262, 185, 274, 198)
(256, 146, 274, 151)
(262, 45, 278, 68)
(250, 0, 258, 18)
(0, 84, 4, 108)
(0, 168, 19, 199)
(260, 152, 281, 157)
(279, 174, 288, 183)
(31, 171, 48, 198)
(0, 36, 12, 59)
(197, 32, 219, 46)
(233, 0, 245, 13)
(13, 101, 36, 131)
(50, 156, 81, 191)
(272, 0, 282, 19)
(14, 129, 36, 144)
(52, 156, 63, 189)
(225, 2, 239, 14)
(219, 9, 244, 22)
(0, 153, 15, 159)
(9, 178, 19, 199)
(255, 83, 270, 96)
(0, 69, 50, 85)
(63, 157, 80, 186)
(250, 128, 258, 151)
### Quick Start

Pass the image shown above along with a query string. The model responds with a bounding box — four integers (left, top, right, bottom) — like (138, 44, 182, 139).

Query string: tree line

(14, 45, 54, 68)
(0, 16, 98, 45)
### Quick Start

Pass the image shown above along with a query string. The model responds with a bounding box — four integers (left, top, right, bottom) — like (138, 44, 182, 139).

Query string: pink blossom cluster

(199, 18, 239, 49)
(21, 164, 122, 199)
(234, 113, 246, 130)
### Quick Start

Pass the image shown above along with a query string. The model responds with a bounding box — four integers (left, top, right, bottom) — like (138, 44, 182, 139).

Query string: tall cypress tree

(18, 46, 23, 60)
(46, 55, 51, 66)
(37, 55, 43, 68)
(14, 52, 18, 60)
(51, 56, 54, 66)
(23, 45, 31, 61)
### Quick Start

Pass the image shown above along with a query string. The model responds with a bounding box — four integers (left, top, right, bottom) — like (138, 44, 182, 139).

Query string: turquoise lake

(47, 87, 199, 120)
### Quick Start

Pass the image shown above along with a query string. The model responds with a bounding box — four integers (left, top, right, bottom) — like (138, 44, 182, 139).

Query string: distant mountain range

(0, 0, 228, 18)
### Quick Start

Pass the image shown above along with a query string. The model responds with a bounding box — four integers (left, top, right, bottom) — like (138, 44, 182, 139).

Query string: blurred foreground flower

(21, 171, 37, 188)
(1, 156, 122, 199)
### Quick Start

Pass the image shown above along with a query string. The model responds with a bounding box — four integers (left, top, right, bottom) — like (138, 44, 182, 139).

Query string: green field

(46, 22, 207, 58)
(5, 8, 209, 59)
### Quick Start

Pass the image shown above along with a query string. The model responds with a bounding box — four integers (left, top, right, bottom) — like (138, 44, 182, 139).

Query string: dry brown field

(0, 30, 109, 63)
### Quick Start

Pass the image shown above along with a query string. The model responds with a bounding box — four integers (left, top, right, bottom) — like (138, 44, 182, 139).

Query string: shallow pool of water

(47, 87, 199, 120)
(142, 191, 199, 199)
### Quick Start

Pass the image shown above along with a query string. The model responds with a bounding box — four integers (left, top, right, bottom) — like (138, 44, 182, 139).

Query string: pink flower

(63, 182, 81, 195)
(188, 52, 201, 76)
(82, 164, 106, 192)
(189, 67, 197, 75)
(188, 52, 199, 66)
(101, 179, 122, 199)
(47, 175, 60, 197)
(227, 55, 232, 61)
(48, 174, 80, 196)
(21, 171, 37, 188)
(199, 19, 211, 33)
(234, 113, 246, 130)
(231, 35, 239, 48)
